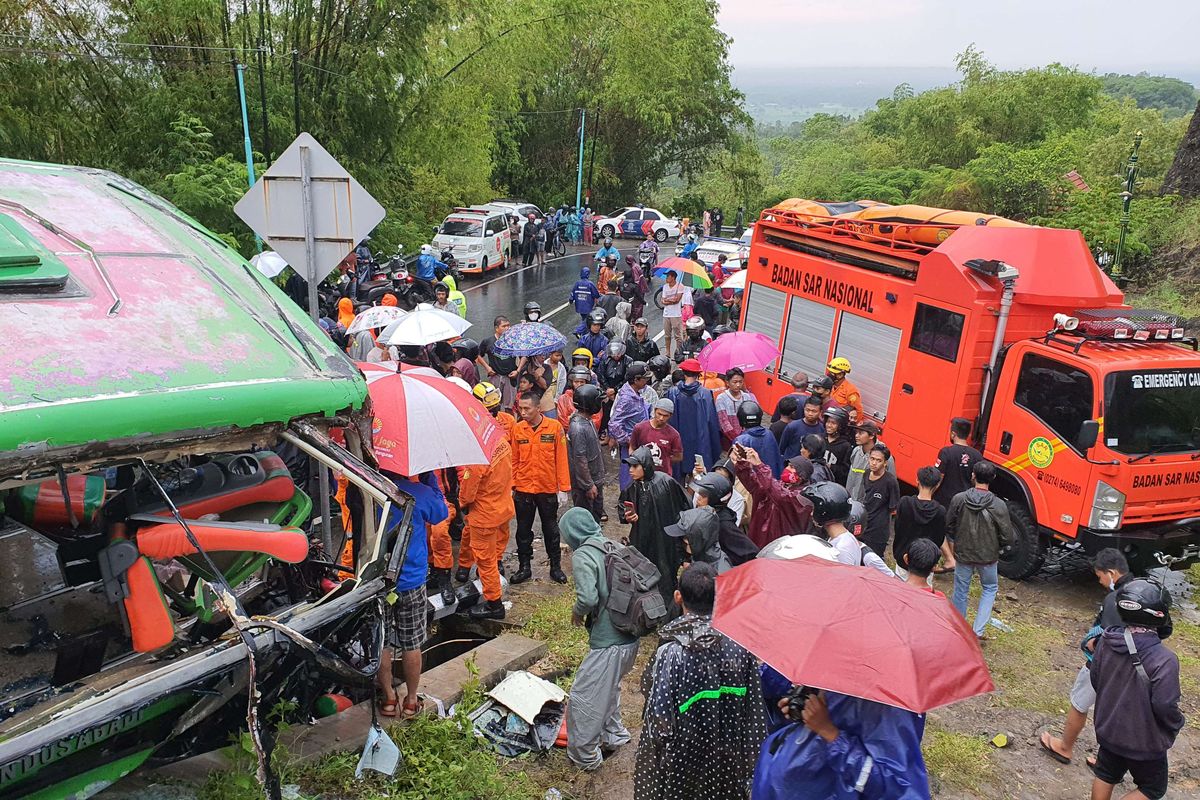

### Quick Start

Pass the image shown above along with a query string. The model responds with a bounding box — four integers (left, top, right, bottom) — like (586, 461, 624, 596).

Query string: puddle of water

(1150, 567, 1198, 624)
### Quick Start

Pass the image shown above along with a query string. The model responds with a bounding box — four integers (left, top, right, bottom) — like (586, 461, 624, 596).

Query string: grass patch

(984, 622, 1070, 715)
(922, 726, 996, 793)
(521, 580, 589, 674)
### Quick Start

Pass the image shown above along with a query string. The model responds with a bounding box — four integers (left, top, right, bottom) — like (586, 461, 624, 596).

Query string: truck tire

(997, 501, 1045, 580)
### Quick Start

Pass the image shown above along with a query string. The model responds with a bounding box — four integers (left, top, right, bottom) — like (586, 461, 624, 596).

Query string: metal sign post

(236, 132, 385, 555)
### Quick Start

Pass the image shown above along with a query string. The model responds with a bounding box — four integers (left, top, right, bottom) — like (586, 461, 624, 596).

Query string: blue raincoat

(578, 329, 609, 360)
(753, 666, 929, 800)
(735, 426, 784, 479)
(595, 244, 621, 262)
(666, 380, 721, 478)
(415, 253, 447, 281)
(570, 268, 601, 315)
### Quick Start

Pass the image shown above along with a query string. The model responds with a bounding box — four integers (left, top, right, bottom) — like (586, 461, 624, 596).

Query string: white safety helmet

(420, 244, 433, 256)
(756, 534, 840, 562)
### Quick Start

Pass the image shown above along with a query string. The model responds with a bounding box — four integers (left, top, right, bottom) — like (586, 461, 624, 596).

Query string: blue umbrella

(493, 321, 568, 357)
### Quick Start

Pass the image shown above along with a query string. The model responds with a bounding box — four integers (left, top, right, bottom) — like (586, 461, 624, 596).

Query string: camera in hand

(785, 684, 817, 720)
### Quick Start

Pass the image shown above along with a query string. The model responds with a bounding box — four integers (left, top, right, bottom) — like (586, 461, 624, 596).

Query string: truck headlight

(1088, 480, 1125, 530)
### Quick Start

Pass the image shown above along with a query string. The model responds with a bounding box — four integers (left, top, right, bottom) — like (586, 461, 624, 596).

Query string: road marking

(653, 330, 665, 342)
(460, 251, 577, 294)
(542, 302, 570, 321)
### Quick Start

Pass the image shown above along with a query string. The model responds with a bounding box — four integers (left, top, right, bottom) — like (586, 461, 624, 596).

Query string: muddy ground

(494, 501, 1200, 800)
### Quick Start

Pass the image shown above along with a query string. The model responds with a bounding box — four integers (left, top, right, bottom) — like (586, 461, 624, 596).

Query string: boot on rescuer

(740, 199, 1200, 578)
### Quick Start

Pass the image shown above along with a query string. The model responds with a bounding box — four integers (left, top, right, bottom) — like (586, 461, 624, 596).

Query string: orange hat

(381, 293, 398, 307)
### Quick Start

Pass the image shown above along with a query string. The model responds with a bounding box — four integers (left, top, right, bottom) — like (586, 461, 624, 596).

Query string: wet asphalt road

(456, 244, 667, 345)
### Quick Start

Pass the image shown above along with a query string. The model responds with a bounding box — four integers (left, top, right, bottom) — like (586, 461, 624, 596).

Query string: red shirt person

(629, 398, 683, 475)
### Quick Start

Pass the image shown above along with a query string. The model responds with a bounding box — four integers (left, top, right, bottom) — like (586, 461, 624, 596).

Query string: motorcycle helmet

(847, 499, 867, 537)
(473, 381, 502, 410)
(608, 340, 627, 359)
(626, 361, 649, 381)
(688, 233, 697, 242)
(648, 354, 672, 380)
(572, 383, 603, 415)
(524, 300, 542, 321)
(712, 324, 734, 338)
(801, 481, 852, 527)
(690, 472, 733, 503)
(572, 347, 594, 368)
(568, 365, 593, 383)
(826, 356, 852, 376)
(1115, 579, 1172, 627)
(757, 534, 839, 562)
(685, 315, 705, 334)
(737, 400, 764, 429)
(822, 406, 850, 426)
(603, 236, 613, 247)
(452, 337, 479, 362)
(588, 308, 607, 326)
(420, 243, 433, 256)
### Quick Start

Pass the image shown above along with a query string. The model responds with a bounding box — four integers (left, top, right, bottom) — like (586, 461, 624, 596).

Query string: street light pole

(575, 108, 586, 211)
(1112, 131, 1142, 278)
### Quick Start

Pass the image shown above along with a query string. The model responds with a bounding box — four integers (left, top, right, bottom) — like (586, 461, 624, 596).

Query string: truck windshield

(441, 219, 482, 237)
(1105, 369, 1200, 455)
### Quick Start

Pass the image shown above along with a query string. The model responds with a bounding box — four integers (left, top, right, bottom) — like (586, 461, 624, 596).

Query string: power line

(0, 45, 225, 66)
(0, 32, 264, 54)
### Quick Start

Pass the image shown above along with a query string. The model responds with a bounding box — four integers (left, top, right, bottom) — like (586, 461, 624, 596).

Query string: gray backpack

(583, 540, 668, 637)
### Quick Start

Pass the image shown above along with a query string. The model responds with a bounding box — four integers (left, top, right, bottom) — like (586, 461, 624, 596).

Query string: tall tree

(1163, 100, 1200, 198)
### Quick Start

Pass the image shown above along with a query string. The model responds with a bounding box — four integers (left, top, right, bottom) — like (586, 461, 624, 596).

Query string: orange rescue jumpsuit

(457, 438, 515, 601)
(830, 377, 864, 421)
(426, 471, 455, 570)
(459, 410, 518, 570)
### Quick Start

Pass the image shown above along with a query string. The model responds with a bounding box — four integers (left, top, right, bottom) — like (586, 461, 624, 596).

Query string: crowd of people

(317, 236, 1183, 800)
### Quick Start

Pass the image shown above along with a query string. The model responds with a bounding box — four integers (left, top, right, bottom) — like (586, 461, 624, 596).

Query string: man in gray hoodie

(561, 507, 640, 770)
(946, 460, 1014, 638)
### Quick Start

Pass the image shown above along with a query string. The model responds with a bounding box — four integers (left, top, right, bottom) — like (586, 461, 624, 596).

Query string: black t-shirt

(934, 444, 982, 507)
(769, 419, 789, 444)
(893, 496, 947, 563)
(480, 335, 517, 377)
(861, 471, 900, 549)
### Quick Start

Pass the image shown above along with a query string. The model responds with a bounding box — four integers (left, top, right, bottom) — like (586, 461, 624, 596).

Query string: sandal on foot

(401, 699, 421, 719)
(1039, 732, 1071, 764)
(378, 700, 399, 717)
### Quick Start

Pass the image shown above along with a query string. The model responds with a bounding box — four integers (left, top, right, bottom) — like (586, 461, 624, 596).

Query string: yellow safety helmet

(473, 381, 502, 410)
(826, 357, 852, 376)
(572, 347, 594, 369)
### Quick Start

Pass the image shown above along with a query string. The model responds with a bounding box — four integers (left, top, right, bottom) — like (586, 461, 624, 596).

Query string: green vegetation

(1101, 73, 1198, 118)
(922, 726, 996, 793)
(0, 0, 744, 256)
(985, 621, 1073, 716)
(521, 581, 590, 675)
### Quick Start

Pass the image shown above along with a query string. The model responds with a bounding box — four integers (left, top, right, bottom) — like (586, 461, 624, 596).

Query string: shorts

(387, 585, 429, 652)
(1092, 746, 1168, 800)
(1069, 664, 1096, 714)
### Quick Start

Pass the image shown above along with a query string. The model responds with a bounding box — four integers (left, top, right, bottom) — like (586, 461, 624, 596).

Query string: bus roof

(0, 158, 366, 462)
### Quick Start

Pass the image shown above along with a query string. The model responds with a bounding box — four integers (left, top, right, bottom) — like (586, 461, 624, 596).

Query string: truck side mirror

(1077, 420, 1100, 452)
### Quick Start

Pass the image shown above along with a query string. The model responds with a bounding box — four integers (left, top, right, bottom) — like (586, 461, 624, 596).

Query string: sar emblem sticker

(1027, 436, 1055, 469)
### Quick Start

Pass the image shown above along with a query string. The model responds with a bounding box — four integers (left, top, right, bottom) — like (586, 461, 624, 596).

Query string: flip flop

(378, 700, 399, 717)
(1086, 755, 1097, 771)
(401, 699, 421, 719)
(1039, 732, 1071, 765)
(933, 565, 955, 574)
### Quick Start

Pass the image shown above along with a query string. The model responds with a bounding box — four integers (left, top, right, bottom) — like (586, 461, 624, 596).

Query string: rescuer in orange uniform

(457, 434, 515, 621)
(456, 382, 517, 583)
(825, 357, 864, 423)
(426, 471, 457, 607)
(511, 390, 572, 584)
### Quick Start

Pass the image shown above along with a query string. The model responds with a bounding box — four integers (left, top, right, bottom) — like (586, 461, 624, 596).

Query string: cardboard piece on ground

(487, 670, 566, 725)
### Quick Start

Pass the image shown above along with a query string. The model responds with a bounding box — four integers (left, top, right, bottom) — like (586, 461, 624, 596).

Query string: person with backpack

(620, 446, 691, 608)
(1090, 579, 1184, 800)
(560, 507, 644, 771)
(635, 562, 766, 800)
(946, 460, 1014, 639)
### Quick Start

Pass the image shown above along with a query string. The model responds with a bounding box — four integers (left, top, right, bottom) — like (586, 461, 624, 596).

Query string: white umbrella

(379, 307, 471, 346)
(720, 270, 747, 290)
(346, 305, 406, 336)
(250, 251, 290, 278)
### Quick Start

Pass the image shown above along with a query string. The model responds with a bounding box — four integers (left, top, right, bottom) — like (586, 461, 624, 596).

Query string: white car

(675, 225, 754, 270)
(592, 206, 680, 243)
(432, 207, 511, 273)
(483, 199, 542, 235)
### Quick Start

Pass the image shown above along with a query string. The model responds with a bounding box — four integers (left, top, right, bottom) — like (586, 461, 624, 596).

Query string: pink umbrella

(357, 363, 503, 475)
(698, 331, 782, 373)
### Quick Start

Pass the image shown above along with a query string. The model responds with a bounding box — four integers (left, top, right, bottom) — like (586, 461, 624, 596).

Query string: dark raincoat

(666, 380, 721, 479)
(753, 666, 930, 800)
(619, 447, 690, 606)
(635, 614, 767, 800)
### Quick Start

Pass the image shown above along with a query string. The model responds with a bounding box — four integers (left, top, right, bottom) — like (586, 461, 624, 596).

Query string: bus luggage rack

(759, 206, 960, 259)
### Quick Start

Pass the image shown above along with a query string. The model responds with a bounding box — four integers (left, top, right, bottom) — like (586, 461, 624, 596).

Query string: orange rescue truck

(742, 200, 1200, 578)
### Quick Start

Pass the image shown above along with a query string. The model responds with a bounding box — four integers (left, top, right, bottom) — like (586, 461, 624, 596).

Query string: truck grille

(1123, 497, 1200, 524)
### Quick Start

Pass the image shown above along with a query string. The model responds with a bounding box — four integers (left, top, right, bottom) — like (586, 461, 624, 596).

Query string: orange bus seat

(124, 556, 175, 652)
(134, 519, 309, 564)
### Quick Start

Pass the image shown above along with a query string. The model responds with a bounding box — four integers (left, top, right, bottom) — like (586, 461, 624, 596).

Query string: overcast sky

(718, 0, 1200, 76)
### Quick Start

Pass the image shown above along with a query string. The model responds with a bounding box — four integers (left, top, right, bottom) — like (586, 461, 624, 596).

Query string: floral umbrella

(492, 321, 568, 357)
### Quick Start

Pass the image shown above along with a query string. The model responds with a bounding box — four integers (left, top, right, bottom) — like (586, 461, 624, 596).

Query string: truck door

(986, 349, 1095, 539)
(885, 300, 968, 482)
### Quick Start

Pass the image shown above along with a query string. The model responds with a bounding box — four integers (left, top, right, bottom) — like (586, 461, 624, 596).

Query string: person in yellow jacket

(457, 435, 515, 620)
(826, 357, 864, 423)
(441, 273, 467, 319)
(511, 390, 571, 584)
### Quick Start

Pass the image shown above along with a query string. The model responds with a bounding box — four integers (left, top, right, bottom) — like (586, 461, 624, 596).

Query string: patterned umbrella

(346, 305, 406, 335)
(654, 256, 713, 289)
(698, 331, 781, 373)
(492, 321, 568, 357)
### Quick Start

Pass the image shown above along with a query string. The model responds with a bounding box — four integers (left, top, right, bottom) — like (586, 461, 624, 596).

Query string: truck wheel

(997, 501, 1045, 580)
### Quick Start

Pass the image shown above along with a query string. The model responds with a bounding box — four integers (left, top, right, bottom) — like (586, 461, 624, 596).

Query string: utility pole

(291, 50, 302, 137)
(586, 107, 599, 208)
(575, 108, 586, 211)
(1112, 130, 1142, 278)
(234, 63, 261, 250)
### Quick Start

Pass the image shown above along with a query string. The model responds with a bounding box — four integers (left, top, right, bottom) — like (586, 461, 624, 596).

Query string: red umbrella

(712, 557, 993, 712)
(357, 363, 503, 475)
(698, 331, 782, 373)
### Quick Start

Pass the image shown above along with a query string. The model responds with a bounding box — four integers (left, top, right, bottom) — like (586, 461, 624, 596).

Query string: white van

(432, 207, 510, 273)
